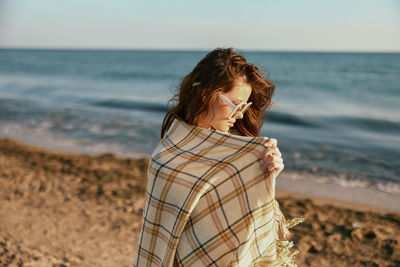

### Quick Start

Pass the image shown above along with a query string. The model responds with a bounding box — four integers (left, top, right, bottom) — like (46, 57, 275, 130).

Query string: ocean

(0, 48, 399, 195)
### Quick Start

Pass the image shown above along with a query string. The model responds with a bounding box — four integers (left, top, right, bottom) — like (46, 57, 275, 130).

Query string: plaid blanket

(133, 118, 302, 266)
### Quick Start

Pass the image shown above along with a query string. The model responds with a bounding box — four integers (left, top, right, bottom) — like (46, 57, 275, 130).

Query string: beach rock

(364, 229, 377, 240)
(380, 239, 396, 258)
(315, 212, 326, 222)
(327, 233, 343, 254)
(351, 228, 364, 240)
(308, 240, 323, 253)
(324, 223, 335, 234)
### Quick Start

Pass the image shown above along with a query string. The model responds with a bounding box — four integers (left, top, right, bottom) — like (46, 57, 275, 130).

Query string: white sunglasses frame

(218, 93, 252, 119)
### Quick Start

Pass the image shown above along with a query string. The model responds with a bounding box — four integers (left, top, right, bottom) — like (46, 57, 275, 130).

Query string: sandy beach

(0, 137, 399, 267)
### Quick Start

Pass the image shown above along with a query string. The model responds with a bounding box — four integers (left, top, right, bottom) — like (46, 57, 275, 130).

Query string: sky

(0, 0, 399, 52)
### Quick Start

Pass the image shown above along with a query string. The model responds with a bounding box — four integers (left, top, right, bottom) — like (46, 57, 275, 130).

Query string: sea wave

(91, 99, 168, 112)
(2, 94, 399, 135)
(267, 111, 400, 133)
(97, 71, 180, 81)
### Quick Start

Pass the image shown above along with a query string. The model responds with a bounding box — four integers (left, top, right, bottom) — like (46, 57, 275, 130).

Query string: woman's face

(197, 79, 252, 132)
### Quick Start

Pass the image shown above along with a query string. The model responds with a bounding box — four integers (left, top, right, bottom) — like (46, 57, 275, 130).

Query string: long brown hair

(161, 47, 275, 138)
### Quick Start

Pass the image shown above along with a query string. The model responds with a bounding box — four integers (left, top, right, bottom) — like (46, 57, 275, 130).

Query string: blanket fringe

(274, 197, 305, 267)
(250, 198, 306, 267)
(275, 217, 305, 267)
(250, 216, 305, 267)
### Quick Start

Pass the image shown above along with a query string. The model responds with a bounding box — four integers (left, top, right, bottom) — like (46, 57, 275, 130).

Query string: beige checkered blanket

(133, 118, 303, 266)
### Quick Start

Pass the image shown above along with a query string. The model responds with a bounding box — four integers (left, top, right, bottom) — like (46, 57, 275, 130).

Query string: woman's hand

(258, 138, 284, 177)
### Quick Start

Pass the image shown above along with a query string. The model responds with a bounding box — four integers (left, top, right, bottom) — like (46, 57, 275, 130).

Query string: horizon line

(0, 46, 399, 54)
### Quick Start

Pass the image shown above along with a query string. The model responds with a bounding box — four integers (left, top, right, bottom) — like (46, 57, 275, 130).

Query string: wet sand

(0, 137, 399, 266)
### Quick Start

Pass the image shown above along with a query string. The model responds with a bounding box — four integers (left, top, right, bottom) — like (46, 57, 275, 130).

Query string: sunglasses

(218, 93, 252, 120)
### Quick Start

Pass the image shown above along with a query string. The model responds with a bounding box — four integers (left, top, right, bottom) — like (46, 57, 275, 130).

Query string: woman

(134, 48, 303, 267)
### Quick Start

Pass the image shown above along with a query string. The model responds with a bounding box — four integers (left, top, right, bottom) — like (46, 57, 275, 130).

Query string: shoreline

(3, 135, 399, 214)
(277, 172, 400, 214)
(1, 137, 399, 266)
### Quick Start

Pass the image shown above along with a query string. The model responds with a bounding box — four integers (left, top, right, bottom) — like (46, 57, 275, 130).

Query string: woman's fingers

(263, 140, 277, 152)
(262, 161, 283, 174)
(264, 154, 282, 164)
(259, 138, 284, 175)
(262, 156, 283, 171)
(259, 144, 281, 159)
(259, 149, 282, 162)
(265, 138, 277, 147)
(267, 161, 284, 172)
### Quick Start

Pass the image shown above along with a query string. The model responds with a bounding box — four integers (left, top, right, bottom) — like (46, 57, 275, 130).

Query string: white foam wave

(282, 171, 400, 195)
